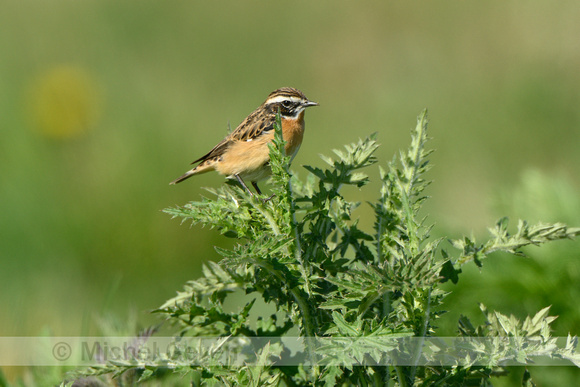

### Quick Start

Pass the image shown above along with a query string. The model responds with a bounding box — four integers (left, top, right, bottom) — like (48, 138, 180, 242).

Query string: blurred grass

(1, 0, 580, 383)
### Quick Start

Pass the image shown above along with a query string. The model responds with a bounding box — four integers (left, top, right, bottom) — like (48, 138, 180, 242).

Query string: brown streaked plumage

(170, 87, 318, 195)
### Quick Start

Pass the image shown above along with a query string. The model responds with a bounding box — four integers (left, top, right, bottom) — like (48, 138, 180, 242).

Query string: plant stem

(289, 180, 313, 298)
(394, 366, 408, 387)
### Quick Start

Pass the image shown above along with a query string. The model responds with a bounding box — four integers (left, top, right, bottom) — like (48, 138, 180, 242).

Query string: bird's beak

(303, 100, 319, 108)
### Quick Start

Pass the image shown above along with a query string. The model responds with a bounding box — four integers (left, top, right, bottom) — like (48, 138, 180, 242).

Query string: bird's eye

(281, 100, 292, 108)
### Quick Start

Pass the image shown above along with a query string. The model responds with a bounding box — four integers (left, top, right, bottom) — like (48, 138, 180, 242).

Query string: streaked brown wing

(190, 137, 232, 164)
(191, 107, 275, 165)
(230, 109, 275, 142)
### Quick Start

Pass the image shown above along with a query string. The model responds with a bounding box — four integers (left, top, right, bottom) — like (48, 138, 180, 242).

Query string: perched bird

(170, 87, 318, 195)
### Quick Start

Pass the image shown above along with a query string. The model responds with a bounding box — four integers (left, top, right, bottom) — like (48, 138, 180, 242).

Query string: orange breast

(282, 111, 305, 158)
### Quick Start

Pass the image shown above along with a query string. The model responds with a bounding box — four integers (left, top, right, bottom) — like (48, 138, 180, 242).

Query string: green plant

(70, 111, 580, 386)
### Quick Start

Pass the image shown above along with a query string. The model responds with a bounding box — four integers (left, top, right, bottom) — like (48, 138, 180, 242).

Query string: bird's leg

(251, 182, 263, 195)
(233, 175, 274, 201)
(253, 181, 275, 202)
(234, 174, 254, 196)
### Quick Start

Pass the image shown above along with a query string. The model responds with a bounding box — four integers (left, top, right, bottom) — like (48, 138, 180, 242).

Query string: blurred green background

(1, 1, 580, 384)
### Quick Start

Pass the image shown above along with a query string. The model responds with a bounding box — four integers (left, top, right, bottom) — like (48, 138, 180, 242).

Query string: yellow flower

(28, 65, 100, 139)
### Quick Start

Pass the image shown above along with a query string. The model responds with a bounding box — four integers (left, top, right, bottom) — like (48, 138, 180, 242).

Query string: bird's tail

(169, 169, 197, 185)
(169, 161, 216, 185)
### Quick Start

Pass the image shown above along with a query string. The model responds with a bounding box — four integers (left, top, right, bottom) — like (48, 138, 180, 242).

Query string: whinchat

(170, 87, 318, 195)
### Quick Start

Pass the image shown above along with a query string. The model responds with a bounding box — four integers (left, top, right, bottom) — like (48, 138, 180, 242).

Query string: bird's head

(264, 87, 318, 118)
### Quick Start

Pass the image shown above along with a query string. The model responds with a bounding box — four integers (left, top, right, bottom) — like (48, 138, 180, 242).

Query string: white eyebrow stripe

(266, 95, 302, 104)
